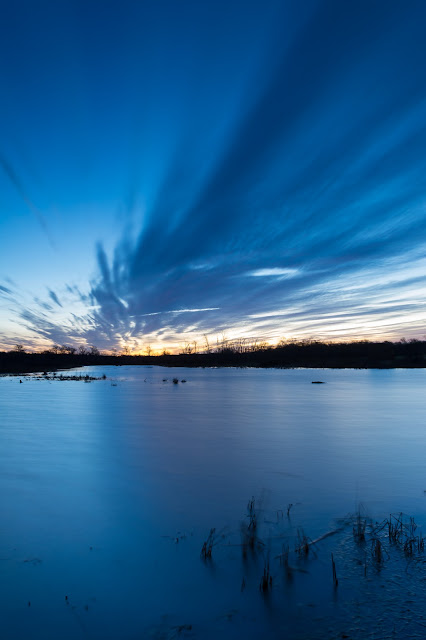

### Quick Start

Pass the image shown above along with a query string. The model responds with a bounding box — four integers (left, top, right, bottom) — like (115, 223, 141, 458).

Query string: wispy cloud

(2, 1, 426, 351)
(0, 152, 54, 248)
(48, 289, 62, 308)
(0, 284, 12, 296)
(248, 268, 300, 279)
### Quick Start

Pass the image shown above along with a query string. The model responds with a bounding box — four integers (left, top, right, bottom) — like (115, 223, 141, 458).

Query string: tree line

(1, 337, 426, 373)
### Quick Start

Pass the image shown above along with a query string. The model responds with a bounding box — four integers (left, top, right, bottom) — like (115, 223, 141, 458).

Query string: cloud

(3, 1, 426, 350)
(48, 289, 62, 308)
(0, 152, 54, 248)
(0, 284, 12, 296)
(248, 268, 300, 279)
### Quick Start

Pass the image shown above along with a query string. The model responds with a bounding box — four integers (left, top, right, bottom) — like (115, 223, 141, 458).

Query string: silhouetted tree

(203, 334, 211, 354)
(181, 342, 193, 355)
(60, 344, 76, 355)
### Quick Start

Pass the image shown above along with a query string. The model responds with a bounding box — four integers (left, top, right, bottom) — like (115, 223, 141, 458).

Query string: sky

(1, 0, 426, 353)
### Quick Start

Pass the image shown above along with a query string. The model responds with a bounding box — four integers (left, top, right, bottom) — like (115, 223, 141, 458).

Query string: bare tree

(180, 342, 193, 355)
(234, 337, 247, 353)
(203, 334, 211, 354)
(60, 344, 76, 355)
(216, 332, 228, 352)
(250, 338, 258, 352)
(221, 332, 228, 351)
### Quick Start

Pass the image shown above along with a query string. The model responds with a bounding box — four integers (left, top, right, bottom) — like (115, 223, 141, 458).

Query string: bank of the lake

(2, 338, 426, 374)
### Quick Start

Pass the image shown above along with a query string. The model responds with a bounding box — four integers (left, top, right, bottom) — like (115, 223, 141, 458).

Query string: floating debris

(34, 373, 106, 382)
(23, 557, 42, 566)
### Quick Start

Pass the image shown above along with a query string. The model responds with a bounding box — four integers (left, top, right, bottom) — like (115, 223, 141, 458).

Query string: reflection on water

(0, 366, 426, 638)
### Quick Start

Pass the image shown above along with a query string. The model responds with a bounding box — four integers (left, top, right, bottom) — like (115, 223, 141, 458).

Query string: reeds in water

(331, 553, 338, 587)
(201, 528, 216, 559)
(259, 562, 272, 592)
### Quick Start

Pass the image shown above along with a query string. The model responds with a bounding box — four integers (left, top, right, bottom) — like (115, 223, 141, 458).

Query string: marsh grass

(371, 537, 385, 563)
(259, 561, 272, 592)
(295, 528, 312, 556)
(201, 528, 217, 559)
(197, 494, 426, 630)
(240, 496, 266, 557)
(372, 512, 424, 559)
(331, 552, 338, 587)
(353, 505, 367, 542)
(277, 543, 292, 581)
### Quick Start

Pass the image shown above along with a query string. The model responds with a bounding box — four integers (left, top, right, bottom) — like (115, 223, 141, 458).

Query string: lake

(1, 366, 426, 639)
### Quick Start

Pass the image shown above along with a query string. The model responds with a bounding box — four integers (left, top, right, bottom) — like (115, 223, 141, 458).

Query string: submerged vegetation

(208, 497, 426, 584)
(193, 497, 426, 637)
(2, 338, 426, 373)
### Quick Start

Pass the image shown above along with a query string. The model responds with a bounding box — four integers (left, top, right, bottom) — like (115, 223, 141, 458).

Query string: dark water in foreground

(1, 366, 426, 639)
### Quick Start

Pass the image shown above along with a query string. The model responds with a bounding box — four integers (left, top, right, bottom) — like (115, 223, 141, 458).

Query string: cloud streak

(2, 1, 426, 351)
(0, 153, 54, 248)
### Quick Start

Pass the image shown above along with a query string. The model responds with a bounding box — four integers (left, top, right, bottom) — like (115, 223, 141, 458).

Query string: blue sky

(1, 0, 426, 352)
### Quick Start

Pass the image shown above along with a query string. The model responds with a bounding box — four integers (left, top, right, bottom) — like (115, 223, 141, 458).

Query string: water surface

(1, 366, 426, 638)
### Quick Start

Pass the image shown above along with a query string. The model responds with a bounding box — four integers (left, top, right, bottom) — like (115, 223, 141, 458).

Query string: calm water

(1, 366, 426, 639)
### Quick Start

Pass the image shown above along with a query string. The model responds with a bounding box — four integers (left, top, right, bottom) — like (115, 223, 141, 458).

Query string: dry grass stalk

(295, 528, 310, 556)
(259, 562, 272, 592)
(201, 528, 216, 559)
(331, 553, 338, 587)
(353, 508, 367, 542)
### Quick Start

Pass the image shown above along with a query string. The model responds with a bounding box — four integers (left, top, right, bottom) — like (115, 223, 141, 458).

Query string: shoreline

(1, 340, 426, 374)
(2, 361, 426, 376)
